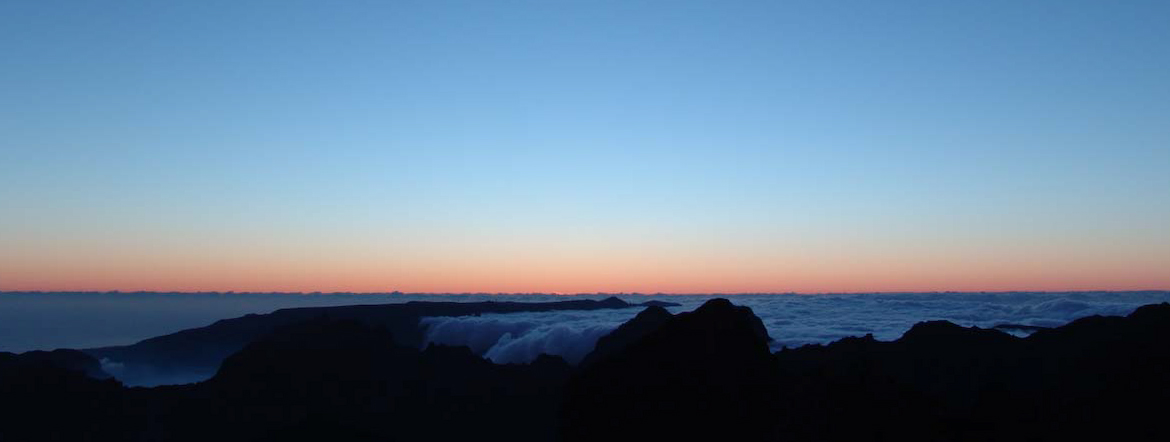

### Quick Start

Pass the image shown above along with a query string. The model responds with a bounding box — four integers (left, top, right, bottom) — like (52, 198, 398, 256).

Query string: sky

(1, 0, 1168, 293)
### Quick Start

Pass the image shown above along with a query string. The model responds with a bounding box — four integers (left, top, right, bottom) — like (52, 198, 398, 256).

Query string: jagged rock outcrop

(562, 298, 781, 441)
(578, 305, 673, 368)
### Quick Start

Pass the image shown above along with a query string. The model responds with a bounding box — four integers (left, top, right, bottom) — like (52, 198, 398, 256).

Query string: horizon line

(3, 289, 1168, 296)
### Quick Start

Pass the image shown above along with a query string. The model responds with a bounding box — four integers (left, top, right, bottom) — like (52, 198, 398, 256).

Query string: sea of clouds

(421, 309, 644, 365)
(4, 291, 1170, 368)
(418, 292, 1170, 364)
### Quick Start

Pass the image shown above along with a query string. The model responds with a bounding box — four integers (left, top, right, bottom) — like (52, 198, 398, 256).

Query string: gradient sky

(2, 0, 1168, 293)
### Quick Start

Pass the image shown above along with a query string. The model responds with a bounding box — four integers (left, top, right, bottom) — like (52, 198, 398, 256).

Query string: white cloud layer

(420, 309, 642, 364)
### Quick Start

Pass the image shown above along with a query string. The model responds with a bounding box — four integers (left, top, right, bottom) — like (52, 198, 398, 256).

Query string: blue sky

(2, 0, 1168, 292)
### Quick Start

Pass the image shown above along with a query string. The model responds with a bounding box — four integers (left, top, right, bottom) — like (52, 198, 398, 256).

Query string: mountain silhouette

(3, 299, 1170, 441)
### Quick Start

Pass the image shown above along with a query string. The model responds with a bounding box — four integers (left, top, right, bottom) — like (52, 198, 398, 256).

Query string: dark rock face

(562, 299, 781, 441)
(578, 305, 673, 368)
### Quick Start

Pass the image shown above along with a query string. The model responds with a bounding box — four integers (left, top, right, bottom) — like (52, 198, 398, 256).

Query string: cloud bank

(420, 309, 643, 364)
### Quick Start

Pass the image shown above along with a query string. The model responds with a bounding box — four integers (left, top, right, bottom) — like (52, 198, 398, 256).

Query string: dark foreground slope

(83, 296, 665, 385)
(0, 350, 130, 442)
(3, 299, 1170, 441)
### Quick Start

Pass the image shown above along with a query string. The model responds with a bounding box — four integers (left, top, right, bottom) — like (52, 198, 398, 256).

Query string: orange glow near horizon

(3, 215, 1167, 294)
(3, 245, 1167, 294)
